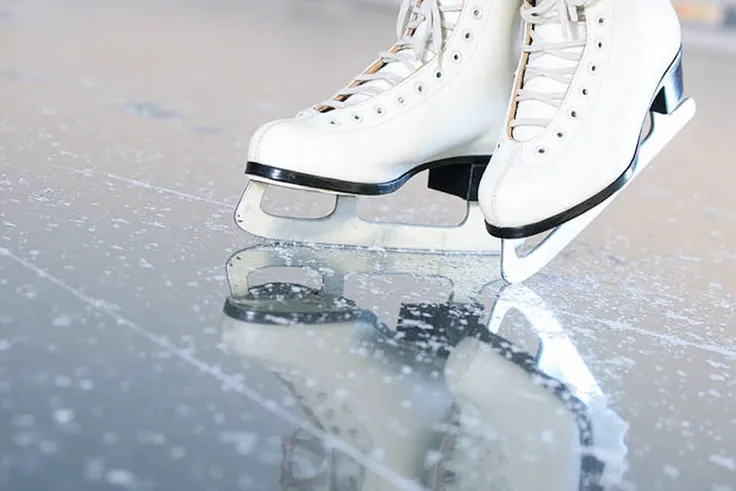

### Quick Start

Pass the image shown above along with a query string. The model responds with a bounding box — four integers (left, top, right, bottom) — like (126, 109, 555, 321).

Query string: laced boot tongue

(511, 1, 586, 142)
(323, 0, 464, 109)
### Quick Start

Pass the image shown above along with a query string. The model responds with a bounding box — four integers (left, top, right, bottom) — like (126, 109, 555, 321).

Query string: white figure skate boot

(236, 0, 522, 253)
(478, 0, 697, 282)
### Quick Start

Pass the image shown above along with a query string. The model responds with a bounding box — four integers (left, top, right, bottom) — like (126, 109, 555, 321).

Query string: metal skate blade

(235, 180, 504, 254)
(225, 242, 503, 306)
(500, 98, 697, 284)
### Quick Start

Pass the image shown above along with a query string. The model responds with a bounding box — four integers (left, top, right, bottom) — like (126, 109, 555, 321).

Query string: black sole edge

(484, 161, 637, 239)
(246, 155, 491, 197)
(485, 46, 685, 240)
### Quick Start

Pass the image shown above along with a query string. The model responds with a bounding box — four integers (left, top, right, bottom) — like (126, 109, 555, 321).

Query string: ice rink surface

(1, 1, 735, 490)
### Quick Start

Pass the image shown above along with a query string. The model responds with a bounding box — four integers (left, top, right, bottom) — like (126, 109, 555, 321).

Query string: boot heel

(427, 156, 488, 202)
(651, 48, 685, 115)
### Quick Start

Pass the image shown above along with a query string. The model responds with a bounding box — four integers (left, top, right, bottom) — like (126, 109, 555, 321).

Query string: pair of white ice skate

(235, 0, 696, 282)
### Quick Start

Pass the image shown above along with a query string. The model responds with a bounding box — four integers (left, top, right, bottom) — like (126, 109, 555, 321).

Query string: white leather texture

(479, 0, 682, 229)
(248, 0, 522, 185)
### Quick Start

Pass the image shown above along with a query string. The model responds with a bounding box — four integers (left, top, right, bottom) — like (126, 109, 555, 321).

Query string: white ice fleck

(334, 388, 348, 399)
(707, 359, 729, 369)
(139, 258, 153, 269)
(675, 254, 702, 263)
(540, 430, 555, 444)
(424, 450, 443, 468)
(371, 447, 387, 461)
(220, 432, 258, 455)
(16, 284, 37, 299)
(55, 375, 71, 387)
(107, 468, 136, 487)
(79, 379, 94, 391)
(663, 465, 680, 478)
(710, 454, 736, 472)
(53, 408, 75, 425)
(52, 316, 72, 327)
(170, 446, 186, 459)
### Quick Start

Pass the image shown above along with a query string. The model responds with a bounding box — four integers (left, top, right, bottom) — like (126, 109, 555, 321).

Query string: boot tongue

(339, 0, 463, 106)
(511, 7, 585, 141)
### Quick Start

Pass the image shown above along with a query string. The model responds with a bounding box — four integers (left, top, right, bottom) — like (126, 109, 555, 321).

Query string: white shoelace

(317, 0, 462, 111)
(511, 0, 592, 139)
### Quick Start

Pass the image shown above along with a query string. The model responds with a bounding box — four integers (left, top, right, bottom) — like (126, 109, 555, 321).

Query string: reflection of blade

(225, 242, 502, 304)
(489, 284, 602, 403)
(487, 284, 630, 487)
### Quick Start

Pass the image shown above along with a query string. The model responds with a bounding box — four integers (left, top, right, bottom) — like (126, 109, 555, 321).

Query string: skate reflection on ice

(220, 243, 628, 491)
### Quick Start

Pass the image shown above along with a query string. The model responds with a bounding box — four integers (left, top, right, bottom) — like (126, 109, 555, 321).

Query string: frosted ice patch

(107, 469, 137, 487)
(710, 454, 736, 472)
(220, 431, 259, 455)
(52, 315, 72, 326)
(53, 408, 75, 424)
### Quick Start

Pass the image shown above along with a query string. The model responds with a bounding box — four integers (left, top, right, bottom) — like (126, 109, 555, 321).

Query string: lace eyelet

(415, 83, 425, 94)
(472, 8, 482, 18)
(329, 119, 338, 126)
(463, 31, 473, 41)
(596, 40, 605, 50)
(396, 96, 406, 105)
(569, 110, 578, 119)
(597, 16, 606, 25)
(352, 113, 363, 122)
(556, 130, 566, 139)
(588, 63, 598, 74)
(435, 71, 443, 79)
(374, 105, 386, 115)
(580, 87, 589, 96)
(536, 146, 548, 156)
(452, 52, 462, 63)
